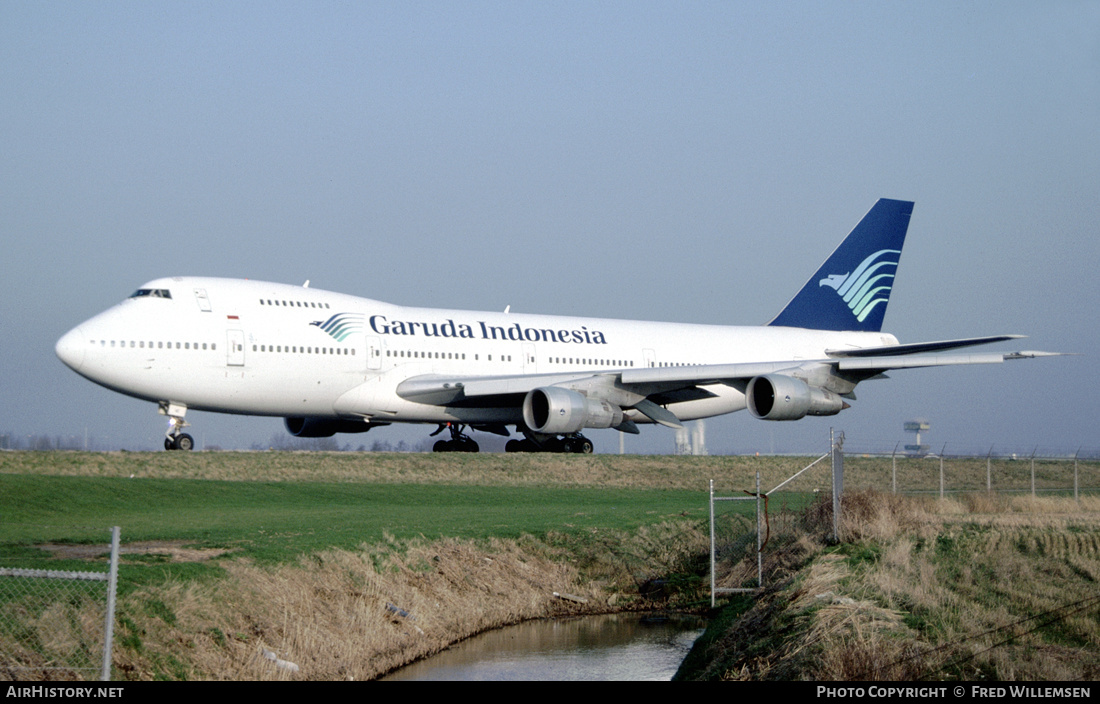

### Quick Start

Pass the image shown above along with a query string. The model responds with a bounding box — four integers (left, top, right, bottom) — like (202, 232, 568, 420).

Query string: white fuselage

(56, 277, 897, 427)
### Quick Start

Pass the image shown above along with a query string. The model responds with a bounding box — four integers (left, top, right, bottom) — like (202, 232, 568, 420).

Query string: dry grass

(104, 523, 708, 681)
(0, 451, 857, 492)
(819, 491, 1100, 680)
(684, 490, 1100, 681)
(6, 450, 1093, 498)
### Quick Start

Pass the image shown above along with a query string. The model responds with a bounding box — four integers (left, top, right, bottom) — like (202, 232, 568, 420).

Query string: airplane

(55, 199, 1061, 453)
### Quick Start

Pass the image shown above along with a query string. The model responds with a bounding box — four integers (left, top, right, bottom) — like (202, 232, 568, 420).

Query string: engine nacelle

(522, 387, 624, 434)
(745, 374, 847, 421)
(284, 417, 374, 438)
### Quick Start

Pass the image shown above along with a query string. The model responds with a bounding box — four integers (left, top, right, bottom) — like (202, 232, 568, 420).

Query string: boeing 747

(55, 199, 1060, 452)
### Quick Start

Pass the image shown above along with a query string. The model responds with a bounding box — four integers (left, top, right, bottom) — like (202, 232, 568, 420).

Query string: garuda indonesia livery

(55, 199, 1060, 453)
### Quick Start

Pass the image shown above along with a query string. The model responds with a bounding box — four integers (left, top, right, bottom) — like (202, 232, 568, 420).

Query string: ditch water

(381, 612, 706, 681)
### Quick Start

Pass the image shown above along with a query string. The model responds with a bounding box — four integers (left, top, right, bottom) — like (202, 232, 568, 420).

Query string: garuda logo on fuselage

(310, 313, 365, 341)
(819, 249, 901, 323)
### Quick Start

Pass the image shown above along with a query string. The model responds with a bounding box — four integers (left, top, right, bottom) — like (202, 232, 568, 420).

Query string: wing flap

(837, 353, 1006, 371)
(618, 361, 805, 387)
(836, 349, 1069, 372)
(825, 335, 1024, 358)
(396, 371, 615, 406)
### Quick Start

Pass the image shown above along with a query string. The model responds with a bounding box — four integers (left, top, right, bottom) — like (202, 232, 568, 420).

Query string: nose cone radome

(56, 326, 86, 372)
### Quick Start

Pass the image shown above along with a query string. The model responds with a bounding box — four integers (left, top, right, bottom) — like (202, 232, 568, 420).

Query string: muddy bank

(109, 522, 709, 680)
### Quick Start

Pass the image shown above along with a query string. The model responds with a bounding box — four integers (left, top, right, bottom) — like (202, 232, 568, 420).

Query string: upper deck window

(129, 288, 172, 299)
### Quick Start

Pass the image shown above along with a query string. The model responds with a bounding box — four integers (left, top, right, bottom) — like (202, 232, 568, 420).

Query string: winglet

(768, 199, 914, 332)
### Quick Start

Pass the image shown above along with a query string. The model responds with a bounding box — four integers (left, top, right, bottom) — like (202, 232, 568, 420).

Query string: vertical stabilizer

(767, 198, 914, 332)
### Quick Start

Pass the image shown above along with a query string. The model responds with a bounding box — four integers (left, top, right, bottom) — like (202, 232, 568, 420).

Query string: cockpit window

(129, 288, 173, 299)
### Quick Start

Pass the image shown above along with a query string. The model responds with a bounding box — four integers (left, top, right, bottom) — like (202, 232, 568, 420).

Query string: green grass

(1, 473, 731, 590)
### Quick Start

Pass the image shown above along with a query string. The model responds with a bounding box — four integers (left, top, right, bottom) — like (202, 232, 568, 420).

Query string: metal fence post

(987, 446, 993, 493)
(831, 431, 844, 542)
(939, 444, 946, 500)
(892, 442, 899, 494)
(755, 471, 762, 590)
(1031, 448, 1037, 497)
(1075, 448, 1081, 501)
(101, 526, 119, 681)
(709, 480, 715, 608)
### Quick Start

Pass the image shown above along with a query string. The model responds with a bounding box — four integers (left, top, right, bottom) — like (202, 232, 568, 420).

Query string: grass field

(0, 451, 744, 680)
(3, 450, 1099, 681)
(1, 474, 710, 578)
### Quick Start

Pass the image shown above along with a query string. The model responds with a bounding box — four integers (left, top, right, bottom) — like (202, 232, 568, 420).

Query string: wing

(395, 335, 1065, 429)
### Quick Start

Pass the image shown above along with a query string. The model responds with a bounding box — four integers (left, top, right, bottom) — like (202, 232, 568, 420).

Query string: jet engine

(522, 387, 624, 434)
(745, 374, 847, 421)
(284, 417, 375, 438)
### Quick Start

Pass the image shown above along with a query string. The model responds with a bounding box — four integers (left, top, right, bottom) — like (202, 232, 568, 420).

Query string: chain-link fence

(709, 436, 1100, 604)
(0, 527, 118, 681)
(839, 447, 1097, 498)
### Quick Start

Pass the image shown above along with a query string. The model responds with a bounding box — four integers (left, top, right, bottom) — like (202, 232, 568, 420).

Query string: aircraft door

(366, 336, 382, 370)
(226, 330, 245, 367)
(522, 343, 536, 374)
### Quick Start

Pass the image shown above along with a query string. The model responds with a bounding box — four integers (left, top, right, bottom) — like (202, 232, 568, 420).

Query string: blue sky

(2, 2, 1097, 454)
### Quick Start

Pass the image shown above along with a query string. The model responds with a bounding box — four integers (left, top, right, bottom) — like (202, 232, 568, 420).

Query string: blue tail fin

(767, 198, 914, 332)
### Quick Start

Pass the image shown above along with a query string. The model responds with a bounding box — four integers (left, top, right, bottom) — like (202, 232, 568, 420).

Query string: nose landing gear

(160, 402, 194, 451)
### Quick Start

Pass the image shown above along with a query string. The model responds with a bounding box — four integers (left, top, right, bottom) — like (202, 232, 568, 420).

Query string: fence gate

(0, 527, 119, 681)
(709, 432, 845, 605)
(709, 474, 764, 607)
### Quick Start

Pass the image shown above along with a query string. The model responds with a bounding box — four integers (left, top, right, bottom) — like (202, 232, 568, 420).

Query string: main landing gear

(428, 424, 595, 453)
(505, 432, 594, 454)
(430, 423, 480, 453)
(160, 402, 194, 451)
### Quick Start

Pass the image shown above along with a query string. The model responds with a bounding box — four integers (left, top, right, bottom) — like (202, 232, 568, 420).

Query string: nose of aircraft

(56, 326, 86, 372)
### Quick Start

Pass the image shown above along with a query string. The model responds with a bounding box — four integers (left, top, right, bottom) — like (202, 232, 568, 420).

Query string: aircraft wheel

(165, 438, 174, 451)
(575, 438, 594, 454)
(512, 439, 538, 452)
(433, 440, 452, 453)
(505, 439, 523, 453)
(173, 434, 195, 451)
(536, 437, 560, 453)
